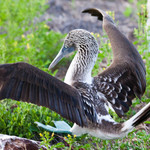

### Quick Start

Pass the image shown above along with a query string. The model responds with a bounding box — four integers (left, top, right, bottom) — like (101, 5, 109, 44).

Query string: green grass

(123, 5, 133, 17)
(0, 0, 150, 149)
(0, 99, 63, 139)
(0, 0, 65, 69)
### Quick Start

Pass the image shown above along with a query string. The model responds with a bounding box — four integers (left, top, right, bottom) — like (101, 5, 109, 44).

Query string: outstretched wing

(83, 8, 146, 117)
(0, 62, 88, 126)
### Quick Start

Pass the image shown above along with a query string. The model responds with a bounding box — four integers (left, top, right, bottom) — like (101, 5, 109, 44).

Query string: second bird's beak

(48, 45, 75, 70)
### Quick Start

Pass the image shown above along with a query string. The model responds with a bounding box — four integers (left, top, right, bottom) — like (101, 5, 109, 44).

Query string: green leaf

(0, 118, 6, 130)
(144, 121, 150, 124)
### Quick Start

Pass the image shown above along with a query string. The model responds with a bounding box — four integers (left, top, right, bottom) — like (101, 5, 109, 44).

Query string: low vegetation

(0, 0, 149, 149)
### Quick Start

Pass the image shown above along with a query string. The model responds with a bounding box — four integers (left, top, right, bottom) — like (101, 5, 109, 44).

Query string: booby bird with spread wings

(0, 8, 150, 139)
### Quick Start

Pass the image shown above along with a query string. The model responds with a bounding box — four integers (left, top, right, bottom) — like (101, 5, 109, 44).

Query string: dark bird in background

(0, 8, 149, 139)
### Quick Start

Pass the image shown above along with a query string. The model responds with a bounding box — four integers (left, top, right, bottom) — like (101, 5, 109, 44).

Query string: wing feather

(0, 62, 88, 127)
(82, 8, 146, 117)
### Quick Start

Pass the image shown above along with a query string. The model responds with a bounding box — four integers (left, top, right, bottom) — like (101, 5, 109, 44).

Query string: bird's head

(48, 29, 94, 70)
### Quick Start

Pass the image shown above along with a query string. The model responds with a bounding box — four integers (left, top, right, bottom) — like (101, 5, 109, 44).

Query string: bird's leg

(35, 121, 72, 134)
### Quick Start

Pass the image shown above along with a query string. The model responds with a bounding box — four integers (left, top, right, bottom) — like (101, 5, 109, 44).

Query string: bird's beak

(48, 45, 75, 70)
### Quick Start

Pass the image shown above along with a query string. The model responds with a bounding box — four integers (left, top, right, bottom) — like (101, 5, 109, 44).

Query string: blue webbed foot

(35, 121, 72, 134)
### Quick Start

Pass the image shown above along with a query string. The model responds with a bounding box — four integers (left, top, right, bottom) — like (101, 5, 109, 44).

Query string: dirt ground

(40, 0, 138, 41)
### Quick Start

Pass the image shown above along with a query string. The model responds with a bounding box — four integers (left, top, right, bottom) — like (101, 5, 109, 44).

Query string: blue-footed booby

(0, 8, 150, 139)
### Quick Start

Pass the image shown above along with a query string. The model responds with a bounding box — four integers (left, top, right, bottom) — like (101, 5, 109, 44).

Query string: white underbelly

(70, 123, 127, 140)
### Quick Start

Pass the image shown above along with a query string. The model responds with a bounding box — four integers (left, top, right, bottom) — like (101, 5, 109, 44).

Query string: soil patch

(41, 0, 138, 41)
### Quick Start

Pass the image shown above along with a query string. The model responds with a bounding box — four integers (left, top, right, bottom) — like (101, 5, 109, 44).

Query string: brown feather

(82, 8, 146, 117)
(0, 62, 87, 127)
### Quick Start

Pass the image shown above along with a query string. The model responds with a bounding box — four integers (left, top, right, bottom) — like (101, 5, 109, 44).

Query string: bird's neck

(64, 43, 99, 85)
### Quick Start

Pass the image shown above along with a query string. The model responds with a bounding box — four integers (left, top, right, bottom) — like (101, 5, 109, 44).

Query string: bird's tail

(121, 102, 150, 133)
(70, 103, 150, 140)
